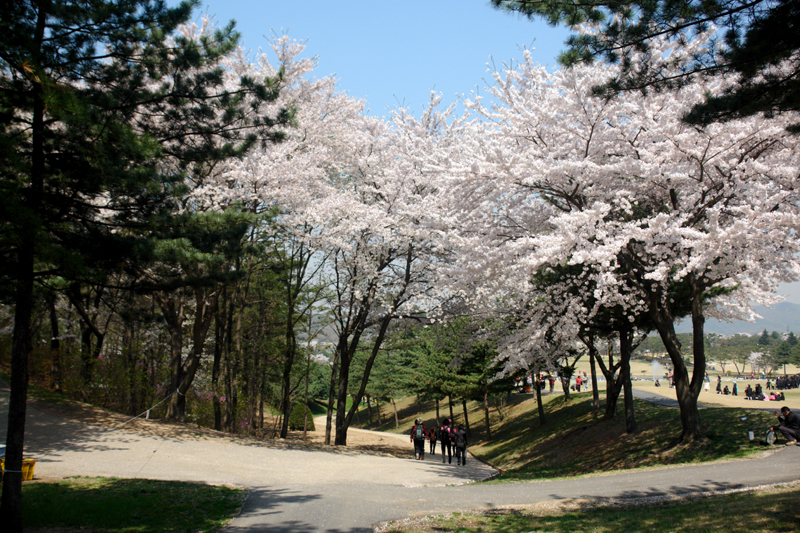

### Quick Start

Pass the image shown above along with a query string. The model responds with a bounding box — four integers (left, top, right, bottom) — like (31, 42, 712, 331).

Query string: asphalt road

(2, 390, 799, 532)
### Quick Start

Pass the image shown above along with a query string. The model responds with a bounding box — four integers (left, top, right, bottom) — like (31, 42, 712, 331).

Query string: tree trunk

(47, 294, 62, 393)
(163, 287, 219, 421)
(435, 398, 440, 426)
(619, 327, 638, 434)
(365, 394, 374, 426)
(303, 353, 311, 438)
(2, 228, 34, 533)
(212, 305, 224, 431)
(279, 305, 298, 439)
(391, 398, 399, 428)
(449, 395, 454, 421)
(648, 278, 705, 442)
(494, 395, 505, 421)
(224, 349, 236, 432)
(335, 313, 393, 446)
(483, 390, 492, 440)
(79, 325, 94, 387)
(1, 10, 44, 526)
(536, 382, 547, 425)
(590, 338, 624, 420)
(122, 319, 138, 416)
(461, 399, 471, 434)
(324, 348, 340, 445)
(589, 343, 600, 413)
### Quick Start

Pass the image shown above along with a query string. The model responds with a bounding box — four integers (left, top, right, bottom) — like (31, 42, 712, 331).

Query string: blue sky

(187, 1, 570, 116)
(181, 0, 800, 306)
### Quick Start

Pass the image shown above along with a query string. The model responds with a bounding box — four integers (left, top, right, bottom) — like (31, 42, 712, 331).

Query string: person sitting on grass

(770, 406, 800, 446)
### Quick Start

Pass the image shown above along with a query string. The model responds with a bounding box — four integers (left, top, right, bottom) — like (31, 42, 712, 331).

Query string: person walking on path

(771, 406, 800, 445)
(454, 425, 468, 466)
(428, 423, 438, 456)
(439, 419, 453, 464)
(410, 418, 429, 460)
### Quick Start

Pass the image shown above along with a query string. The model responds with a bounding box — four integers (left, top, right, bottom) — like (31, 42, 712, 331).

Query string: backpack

(414, 424, 425, 440)
(455, 430, 466, 448)
(439, 425, 449, 442)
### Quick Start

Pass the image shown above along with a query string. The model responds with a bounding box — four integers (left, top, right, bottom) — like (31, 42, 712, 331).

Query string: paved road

(3, 390, 800, 532)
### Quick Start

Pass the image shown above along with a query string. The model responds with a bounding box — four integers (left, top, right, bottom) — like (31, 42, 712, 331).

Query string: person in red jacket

(410, 417, 429, 460)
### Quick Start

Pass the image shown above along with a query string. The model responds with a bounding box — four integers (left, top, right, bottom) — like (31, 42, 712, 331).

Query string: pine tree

(0, 2, 288, 528)
(491, 0, 800, 132)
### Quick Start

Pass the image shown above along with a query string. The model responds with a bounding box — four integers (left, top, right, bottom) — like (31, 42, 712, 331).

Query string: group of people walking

(410, 417, 468, 465)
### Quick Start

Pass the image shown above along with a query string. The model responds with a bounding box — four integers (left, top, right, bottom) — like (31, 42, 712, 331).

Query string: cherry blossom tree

(419, 33, 800, 441)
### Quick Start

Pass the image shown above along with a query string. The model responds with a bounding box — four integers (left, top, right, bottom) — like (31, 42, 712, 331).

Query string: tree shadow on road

(224, 487, 374, 533)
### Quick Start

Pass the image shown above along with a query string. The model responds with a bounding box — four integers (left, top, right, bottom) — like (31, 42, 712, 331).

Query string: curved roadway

(2, 391, 799, 532)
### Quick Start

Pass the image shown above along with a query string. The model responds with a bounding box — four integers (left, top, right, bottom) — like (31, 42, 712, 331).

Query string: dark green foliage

(288, 402, 315, 431)
(491, 0, 800, 132)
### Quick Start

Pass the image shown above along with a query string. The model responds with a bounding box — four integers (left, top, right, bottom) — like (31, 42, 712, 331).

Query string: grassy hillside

(357, 391, 780, 481)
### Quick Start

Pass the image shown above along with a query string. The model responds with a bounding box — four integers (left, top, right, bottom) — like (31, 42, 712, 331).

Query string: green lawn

(380, 483, 800, 533)
(21, 477, 246, 533)
(358, 391, 780, 481)
(473, 394, 778, 482)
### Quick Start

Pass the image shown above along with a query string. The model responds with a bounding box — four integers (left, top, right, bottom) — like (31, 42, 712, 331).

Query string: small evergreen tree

(288, 402, 315, 431)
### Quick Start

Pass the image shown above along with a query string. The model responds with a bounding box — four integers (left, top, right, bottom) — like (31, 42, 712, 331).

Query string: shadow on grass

(22, 477, 247, 533)
(474, 394, 778, 481)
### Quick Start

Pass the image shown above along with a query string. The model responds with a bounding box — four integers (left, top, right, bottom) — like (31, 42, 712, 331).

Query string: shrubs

(288, 402, 315, 431)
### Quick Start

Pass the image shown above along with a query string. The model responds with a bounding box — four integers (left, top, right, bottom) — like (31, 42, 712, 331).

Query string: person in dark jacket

(453, 425, 468, 466)
(429, 423, 438, 455)
(439, 419, 453, 464)
(410, 417, 429, 460)
(771, 406, 800, 445)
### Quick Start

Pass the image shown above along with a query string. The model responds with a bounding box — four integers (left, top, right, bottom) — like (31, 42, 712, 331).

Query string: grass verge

(22, 477, 246, 533)
(473, 394, 778, 481)
(357, 391, 781, 481)
(378, 482, 800, 533)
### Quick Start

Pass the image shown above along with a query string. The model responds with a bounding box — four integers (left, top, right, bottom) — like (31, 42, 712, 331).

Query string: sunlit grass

(381, 483, 800, 533)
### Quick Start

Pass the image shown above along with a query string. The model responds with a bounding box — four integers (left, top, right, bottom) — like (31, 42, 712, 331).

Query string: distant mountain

(674, 302, 800, 335)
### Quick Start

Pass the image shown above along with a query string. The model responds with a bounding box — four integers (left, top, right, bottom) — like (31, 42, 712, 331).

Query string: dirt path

(21, 396, 415, 458)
